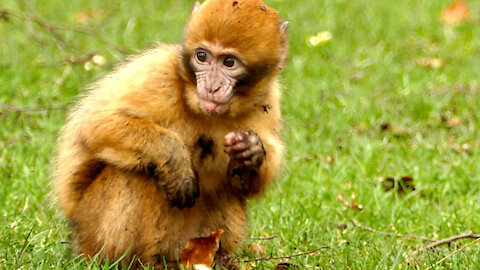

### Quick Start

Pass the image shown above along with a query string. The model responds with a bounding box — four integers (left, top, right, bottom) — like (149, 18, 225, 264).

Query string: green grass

(1, 0, 480, 269)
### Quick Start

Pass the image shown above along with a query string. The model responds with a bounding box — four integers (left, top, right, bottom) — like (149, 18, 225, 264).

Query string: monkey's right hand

(154, 153, 200, 209)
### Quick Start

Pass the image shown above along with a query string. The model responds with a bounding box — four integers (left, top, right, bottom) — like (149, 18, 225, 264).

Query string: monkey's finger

(224, 132, 239, 146)
(243, 160, 254, 167)
(231, 141, 251, 151)
(234, 131, 248, 142)
(243, 154, 263, 167)
(234, 145, 263, 160)
(224, 132, 235, 143)
(224, 146, 234, 154)
(247, 134, 260, 145)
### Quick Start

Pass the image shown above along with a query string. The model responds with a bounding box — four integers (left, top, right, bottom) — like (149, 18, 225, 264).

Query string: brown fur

(54, 0, 286, 268)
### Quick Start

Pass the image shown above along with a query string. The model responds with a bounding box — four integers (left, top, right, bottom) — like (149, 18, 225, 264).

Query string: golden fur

(54, 0, 286, 268)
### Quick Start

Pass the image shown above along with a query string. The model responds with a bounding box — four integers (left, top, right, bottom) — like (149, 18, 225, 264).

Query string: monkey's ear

(281, 21, 289, 34)
(191, 1, 202, 15)
(279, 21, 289, 69)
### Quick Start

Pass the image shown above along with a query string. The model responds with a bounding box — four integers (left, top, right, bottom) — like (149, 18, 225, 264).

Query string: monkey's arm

(81, 112, 199, 208)
(224, 130, 283, 198)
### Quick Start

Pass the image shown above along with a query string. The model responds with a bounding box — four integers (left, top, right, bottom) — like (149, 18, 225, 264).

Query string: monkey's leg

(72, 166, 189, 269)
(81, 113, 199, 208)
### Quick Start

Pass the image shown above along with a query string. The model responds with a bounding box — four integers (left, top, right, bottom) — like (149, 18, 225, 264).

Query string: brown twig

(16, 225, 34, 261)
(238, 246, 328, 263)
(1, 8, 69, 52)
(1, 52, 103, 68)
(34, 52, 98, 67)
(0, 103, 70, 113)
(411, 230, 480, 257)
(425, 237, 480, 270)
(350, 220, 434, 241)
(0, 7, 131, 57)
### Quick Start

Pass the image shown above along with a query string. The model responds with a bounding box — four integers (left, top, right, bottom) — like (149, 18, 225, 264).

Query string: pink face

(190, 44, 247, 115)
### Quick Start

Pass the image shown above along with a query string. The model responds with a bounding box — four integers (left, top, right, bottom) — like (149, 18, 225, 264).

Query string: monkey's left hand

(224, 131, 265, 168)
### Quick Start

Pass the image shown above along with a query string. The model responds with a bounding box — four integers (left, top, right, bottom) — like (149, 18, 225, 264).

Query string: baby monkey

(54, 0, 288, 268)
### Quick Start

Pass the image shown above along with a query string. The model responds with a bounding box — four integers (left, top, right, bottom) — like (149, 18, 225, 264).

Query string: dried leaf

(83, 61, 93, 71)
(180, 229, 223, 269)
(350, 71, 365, 82)
(306, 31, 332, 47)
(378, 176, 416, 194)
(451, 143, 471, 154)
(447, 117, 461, 127)
(337, 192, 349, 207)
(418, 58, 444, 69)
(351, 200, 364, 210)
(442, 1, 470, 25)
(246, 242, 266, 256)
(380, 122, 391, 131)
(337, 192, 363, 210)
(91, 55, 107, 66)
(274, 262, 300, 270)
(74, 8, 105, 23)
(461, 143, 471, 153)
(379, 122, 409, 137)
(0, 11, 9, 21)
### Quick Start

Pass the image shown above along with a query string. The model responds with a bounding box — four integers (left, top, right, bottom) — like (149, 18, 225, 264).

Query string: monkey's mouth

(200, 99, 231, 115)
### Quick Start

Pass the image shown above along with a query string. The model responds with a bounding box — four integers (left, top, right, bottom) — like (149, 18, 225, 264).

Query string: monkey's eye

(196, 51, 207, 62)
(223, 57, 237, 68)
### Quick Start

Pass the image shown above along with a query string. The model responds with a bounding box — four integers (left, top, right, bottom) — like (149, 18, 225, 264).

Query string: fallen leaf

(180, 229, 223, 269)
(0, 11, 9, 21)
(91, 55, 107, 66)
(74, 8, 105, 24)
(351, 200, 364, 210)
(379, 122, 409, 137)
(246, 242, 266, 256)
(306, 31, 332, 47)
(447, 117, 461, 127)
(450, 143, 471, 154)
(274, 262, 300, 270)
(336, 223, 347, 230)
(83, 61, 94, 71)
(337, 192, 363, 210)
(418, 58, 444, 69)
(442, 0, 470, 25)
(350, 71, 365, 82)
(378, 176, 416, 194)
(380, 122, 391, 131)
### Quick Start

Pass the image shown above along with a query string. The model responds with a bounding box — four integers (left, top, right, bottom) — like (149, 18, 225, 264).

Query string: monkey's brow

(196, 42, 244, 59)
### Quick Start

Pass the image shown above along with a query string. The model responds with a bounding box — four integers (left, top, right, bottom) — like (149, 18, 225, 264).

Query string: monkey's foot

(214, 253, 239, 270)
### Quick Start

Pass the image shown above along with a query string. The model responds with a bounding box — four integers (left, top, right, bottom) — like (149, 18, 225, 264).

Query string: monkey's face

(189, 43, 246, 115)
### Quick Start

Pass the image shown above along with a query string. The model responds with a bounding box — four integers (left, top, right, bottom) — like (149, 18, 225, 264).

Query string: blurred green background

(1, 0, 479, 268)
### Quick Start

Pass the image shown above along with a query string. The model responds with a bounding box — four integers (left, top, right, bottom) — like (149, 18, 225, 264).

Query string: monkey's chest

(190, 134, 230, 185)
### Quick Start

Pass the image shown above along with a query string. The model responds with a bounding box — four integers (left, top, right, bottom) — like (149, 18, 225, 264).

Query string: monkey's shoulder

(76, 44, 183, 116)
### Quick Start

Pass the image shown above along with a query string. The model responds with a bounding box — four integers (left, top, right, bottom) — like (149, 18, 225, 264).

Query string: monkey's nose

(209, 86, 221, 94)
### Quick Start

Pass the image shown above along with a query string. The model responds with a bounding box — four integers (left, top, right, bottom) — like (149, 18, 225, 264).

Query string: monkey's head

(181, 0, 288, 117)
